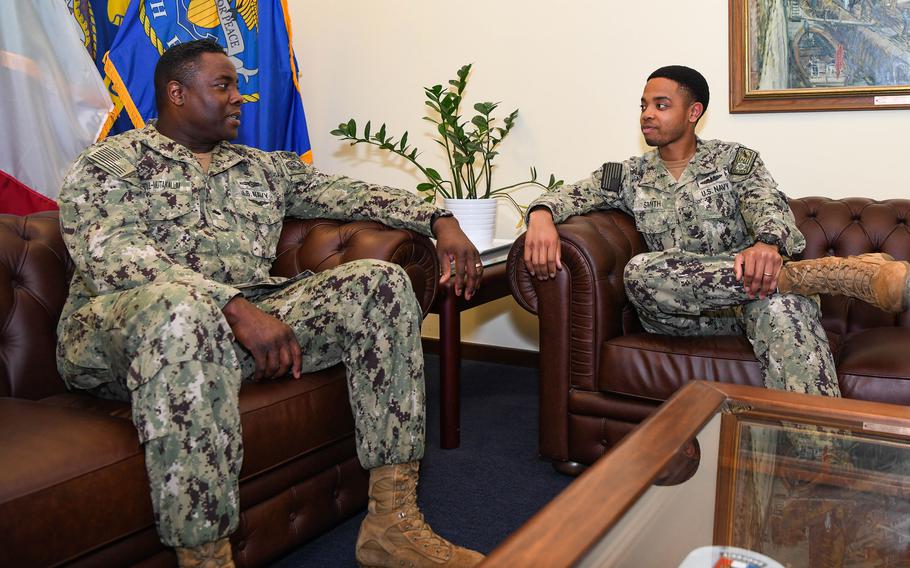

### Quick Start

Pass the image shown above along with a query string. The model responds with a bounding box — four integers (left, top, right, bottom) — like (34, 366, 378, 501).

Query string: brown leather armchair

(0, 211, 438, 567)
(508, 197, 910, 474)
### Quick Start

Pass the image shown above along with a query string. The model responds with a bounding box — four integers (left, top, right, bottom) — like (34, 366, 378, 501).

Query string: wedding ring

(474, 263, 483, 268)
(763, 272, 773, 276)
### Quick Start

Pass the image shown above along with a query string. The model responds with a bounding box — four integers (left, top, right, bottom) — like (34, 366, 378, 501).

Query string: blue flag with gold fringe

(104, 0, 311, 161)
(66, 0, 134, 137)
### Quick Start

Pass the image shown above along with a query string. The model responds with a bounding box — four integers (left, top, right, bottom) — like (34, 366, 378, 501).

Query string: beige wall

(288, 0, 908, 351)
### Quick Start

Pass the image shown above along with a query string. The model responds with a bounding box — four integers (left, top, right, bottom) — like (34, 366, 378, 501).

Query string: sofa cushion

(40, 365, 355, 481)
(0, 399, 150, 567)
(237, 366, 354, 479)
(6, 366, 356, 566)
(837, 327, 910, 405)
(599, 333, 764, 400)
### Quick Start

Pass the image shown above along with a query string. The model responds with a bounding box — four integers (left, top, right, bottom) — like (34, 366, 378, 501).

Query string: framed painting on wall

(729, 0, 910, 112)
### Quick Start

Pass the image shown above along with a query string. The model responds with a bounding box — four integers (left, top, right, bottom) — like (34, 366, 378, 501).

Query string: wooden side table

(428, 261, 511, 449)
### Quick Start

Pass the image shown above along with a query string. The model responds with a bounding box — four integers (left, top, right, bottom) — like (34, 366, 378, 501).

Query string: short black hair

(647, 65, 710, 115)
(154, 39, 226, 110)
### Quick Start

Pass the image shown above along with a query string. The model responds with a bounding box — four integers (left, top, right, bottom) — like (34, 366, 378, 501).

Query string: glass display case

(483, 382, 910, 567)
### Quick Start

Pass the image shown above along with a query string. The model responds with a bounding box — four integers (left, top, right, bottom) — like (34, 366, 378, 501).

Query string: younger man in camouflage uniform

(57, 40, 484, 568)
(523, 65, 910, 398)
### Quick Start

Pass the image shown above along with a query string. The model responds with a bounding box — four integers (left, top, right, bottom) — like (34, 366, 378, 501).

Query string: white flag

(0, 0, 112, 214)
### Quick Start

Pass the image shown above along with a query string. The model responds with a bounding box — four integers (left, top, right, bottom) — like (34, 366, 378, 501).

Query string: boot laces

(793, 260, 876, 302)
(394, 475, 451, 557)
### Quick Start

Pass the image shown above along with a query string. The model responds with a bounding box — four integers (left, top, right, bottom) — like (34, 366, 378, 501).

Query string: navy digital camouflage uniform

(529, 138, 840, 398)
(56, 123, 442, 547)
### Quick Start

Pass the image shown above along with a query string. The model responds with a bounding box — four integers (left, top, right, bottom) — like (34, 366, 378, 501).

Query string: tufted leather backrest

(790, 197, 910, 349)
(0, 212, 438, 401)
(0, 212, 74, 399)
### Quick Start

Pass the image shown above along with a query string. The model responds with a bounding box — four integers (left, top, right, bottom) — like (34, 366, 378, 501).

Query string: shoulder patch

(600, 162, 623, 191)
(85, 145, 136, 178)
(730, 147, 757, 176)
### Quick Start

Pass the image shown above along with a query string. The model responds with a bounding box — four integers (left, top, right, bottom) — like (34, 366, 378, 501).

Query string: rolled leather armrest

(272, 218, 439, 315)
(508, 209, 645, 342)
(507, 210, 646, 458)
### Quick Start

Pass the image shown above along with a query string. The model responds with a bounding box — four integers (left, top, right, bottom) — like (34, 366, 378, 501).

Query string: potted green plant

(330, 63, 562, 250)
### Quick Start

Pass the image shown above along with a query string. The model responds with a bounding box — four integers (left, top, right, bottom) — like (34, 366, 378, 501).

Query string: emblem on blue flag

(104, 0, 311, 160)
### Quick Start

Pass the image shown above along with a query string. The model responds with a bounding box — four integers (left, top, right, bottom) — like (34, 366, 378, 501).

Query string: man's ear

(167, 80, 185, 107)
(688, 102, 704, 124)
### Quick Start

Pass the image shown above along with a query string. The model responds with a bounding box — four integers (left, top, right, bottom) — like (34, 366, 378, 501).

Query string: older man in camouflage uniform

(57, 40, 484, 568)
(524, 65, 910, 399)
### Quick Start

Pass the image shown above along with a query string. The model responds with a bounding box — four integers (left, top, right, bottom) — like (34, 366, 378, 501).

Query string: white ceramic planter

(443, 198, 496, 250)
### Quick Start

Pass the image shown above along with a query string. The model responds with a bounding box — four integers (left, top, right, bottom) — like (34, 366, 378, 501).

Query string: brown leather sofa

(508, 196, 910, 473)
(0, 211, 438, 567)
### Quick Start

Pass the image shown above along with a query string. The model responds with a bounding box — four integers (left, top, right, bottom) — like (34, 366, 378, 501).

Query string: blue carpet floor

(272, 354, 573, 567)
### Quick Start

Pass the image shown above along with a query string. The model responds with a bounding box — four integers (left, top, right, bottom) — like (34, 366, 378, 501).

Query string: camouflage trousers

(57, 259, 426, 547)
(623, 250, 840, 397)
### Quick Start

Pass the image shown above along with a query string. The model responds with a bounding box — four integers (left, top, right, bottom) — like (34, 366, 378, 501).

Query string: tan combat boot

(175, 538, 235, 568)
(355, 462, 484, 568)
(778, 253, 910, 313)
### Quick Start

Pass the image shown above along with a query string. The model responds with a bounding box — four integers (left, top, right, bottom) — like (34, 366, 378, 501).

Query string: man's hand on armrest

(432, 215, 482, 300)
(524, 207, 562, 280)
(223, 296, 302, 380)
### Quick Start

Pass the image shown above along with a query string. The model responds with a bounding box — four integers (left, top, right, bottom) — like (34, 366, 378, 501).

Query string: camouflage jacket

(529, 138, 805, 257)
(58, 123, 444, 320)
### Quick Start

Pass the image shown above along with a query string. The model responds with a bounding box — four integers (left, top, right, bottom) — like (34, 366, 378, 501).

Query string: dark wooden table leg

(438, 282, 461, 449)
(431, 263, 509, 449)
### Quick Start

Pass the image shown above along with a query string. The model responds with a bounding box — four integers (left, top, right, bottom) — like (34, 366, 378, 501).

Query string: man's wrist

(431, 213, 457, 237)
(755, 233, 782, 251)
(528, 206, 554, 224)
(222, 295, 249, 324)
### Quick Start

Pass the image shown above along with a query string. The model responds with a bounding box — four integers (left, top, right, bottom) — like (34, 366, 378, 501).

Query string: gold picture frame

(729, 0, 910, 112)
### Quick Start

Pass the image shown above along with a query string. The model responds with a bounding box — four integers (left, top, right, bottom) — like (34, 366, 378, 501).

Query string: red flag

(0, 170, 58, 215)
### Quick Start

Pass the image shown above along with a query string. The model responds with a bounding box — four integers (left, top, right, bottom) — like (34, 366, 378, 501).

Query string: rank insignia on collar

(731, 147, 757, 176)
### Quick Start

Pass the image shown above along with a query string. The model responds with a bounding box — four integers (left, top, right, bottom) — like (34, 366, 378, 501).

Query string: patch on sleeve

(600, 162, 623, 191)
(280, 154, 309, 178)
(730, 147, 757, 176)
(85, 145, 136, 178)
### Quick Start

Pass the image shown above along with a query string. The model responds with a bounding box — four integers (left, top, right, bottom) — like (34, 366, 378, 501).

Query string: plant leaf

(363, 121, 371, 140)
(473, 101, 496, 115)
